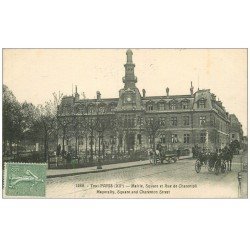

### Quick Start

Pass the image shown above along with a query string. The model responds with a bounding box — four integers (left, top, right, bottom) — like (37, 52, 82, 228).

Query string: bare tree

(3, 85, 22, 155)
(145, 116, 161, 151)
(34, 101, 57, 161)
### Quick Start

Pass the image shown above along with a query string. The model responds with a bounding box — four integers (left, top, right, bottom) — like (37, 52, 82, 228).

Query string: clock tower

(116, 49, 145, 153)
(117, 49, 143, 111)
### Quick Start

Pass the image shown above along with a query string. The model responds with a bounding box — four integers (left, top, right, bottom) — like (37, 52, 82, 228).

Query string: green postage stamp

(4, 163, 47, 197)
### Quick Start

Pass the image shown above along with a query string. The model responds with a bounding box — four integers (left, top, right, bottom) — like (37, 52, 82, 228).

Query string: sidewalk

(47, 155, 192, 178)
(240, 171, 248, 198)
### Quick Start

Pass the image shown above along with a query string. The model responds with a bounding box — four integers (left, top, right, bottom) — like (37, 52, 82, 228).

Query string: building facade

(57, 49, 231, 157)
(229, 114, 243, 143)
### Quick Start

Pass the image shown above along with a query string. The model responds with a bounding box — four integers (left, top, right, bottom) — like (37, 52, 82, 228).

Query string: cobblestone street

(46, 154, 247, 198)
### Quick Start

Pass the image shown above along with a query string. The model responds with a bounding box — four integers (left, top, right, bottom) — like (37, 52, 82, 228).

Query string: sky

(3, 48, 247, 134)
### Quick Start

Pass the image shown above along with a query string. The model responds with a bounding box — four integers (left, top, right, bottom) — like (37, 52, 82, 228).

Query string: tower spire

(126, 49, 133, 63)
(123, 49, 137, 89)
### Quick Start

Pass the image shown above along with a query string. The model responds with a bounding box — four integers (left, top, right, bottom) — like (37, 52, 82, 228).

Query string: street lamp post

(97, 133, 102, 169)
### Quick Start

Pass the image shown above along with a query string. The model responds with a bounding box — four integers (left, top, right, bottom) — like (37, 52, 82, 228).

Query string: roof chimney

(96, 91, 101, 100)
(166, 87, 169, 97)
(190, 81, 194, 96)
(142, 89, 146, 98)
(75, 85, 79, 101)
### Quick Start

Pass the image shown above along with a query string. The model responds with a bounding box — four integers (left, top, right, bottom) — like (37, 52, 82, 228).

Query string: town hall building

(57, 49, 231, 157)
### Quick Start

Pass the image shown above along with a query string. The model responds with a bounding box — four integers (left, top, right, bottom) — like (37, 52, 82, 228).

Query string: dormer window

(99, 106, 105, 114)
(62, 106, 68, 114)
(198, 99, 206, 108)
(158, 102, 165, 111)
(147, 104, 153, 111)
(182, 101, 188, 109)
(78, 105, 86, 114)
(170, 103, 176, 110)
(88, 106, 95, 114)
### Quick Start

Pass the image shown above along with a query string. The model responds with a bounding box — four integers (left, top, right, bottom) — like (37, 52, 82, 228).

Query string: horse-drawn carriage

(195, 146, 233, 175)
(195, 152, 226, 174)
(159, 153, 177, 164)
(152, 147, 178, 164)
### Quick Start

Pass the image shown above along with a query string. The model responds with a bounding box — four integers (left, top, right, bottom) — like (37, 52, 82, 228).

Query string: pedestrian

(56, 144, 61, 156)
(192, 146, 195, 158)
(148, 148, 154, 164)
(66, 152, 71, 163)
(155, 149, 160, 164)
(177, 148, 181, 160)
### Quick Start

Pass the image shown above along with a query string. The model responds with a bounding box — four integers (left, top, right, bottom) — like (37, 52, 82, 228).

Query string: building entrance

(126, 133, 135, 152)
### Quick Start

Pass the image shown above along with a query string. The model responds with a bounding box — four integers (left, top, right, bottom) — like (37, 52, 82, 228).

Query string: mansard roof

(75, 97, 119, 103)
(142, 94, 192, 100)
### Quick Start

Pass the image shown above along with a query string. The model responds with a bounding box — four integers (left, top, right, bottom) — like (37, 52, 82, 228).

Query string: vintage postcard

(2, 48, 248, 198)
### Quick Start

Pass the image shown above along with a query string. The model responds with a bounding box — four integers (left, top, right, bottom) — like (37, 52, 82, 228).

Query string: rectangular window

(149, 135, 154, 144)
(137, 134, 142, 144)
(160, 134, 166, 144)
(148, 117, 154, 124)
(159, 117, 166, 126)
(171, 134, 178, 143)
(198, 100, 206, 108)
(182, 102, 188, 109)
(148, 105, 153, 111)
(89, 107, 95, 114)
(184, 134, 190, 143)
(183, 116, 190, 126)
(170, 103, 176, 110)
(134, 117, 137, 126)
(199, 116, 206, 125)
(171, 117, 177, 126)
(78, 137, 84, 145)
(200, 132, 206, 143)
(159, 103, 165, 111)
(137, 117, 144, 126)
(119, 135, 123, 145)
(125, 116, 135, 127)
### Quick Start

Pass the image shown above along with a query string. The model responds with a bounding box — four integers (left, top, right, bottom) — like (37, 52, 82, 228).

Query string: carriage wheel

(165, 157, 170, 164)
(214, 161, 220, 175)
(221, 161, 226, 173)
(173, 157, 177, 163)
(195, 160, 201, 173)
(207, 160, 213, 172)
